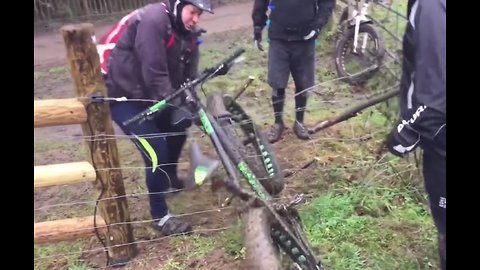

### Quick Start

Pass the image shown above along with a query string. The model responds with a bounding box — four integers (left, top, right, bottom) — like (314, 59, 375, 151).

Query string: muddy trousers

(110, 101, 187, 220)
(423, 146, 446, 270)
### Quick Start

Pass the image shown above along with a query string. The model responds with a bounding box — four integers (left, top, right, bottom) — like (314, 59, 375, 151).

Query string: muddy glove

(386, 121, 420, 158)
(253, 26, 264, 51)
(303, 29, 319, 40)
(191, 26, 207, 38)
(170, 96, 193, 129)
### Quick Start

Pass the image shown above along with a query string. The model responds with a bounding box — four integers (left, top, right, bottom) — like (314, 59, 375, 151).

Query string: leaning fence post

(60, 23, 137, 265)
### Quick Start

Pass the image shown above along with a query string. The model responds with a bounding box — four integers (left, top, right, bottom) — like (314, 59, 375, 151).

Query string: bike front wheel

(206, 91, 284, 196)
(335, 23, 385, 85)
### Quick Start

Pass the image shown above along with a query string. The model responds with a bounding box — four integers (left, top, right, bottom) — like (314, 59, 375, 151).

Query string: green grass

(68, 262, 93, 270)
(34, 238, 97, 270)
(219, 226, 246, 260)
(299, 183, 438, 270)
(170, 234, 218, 261)
(34, 65, 72, 92)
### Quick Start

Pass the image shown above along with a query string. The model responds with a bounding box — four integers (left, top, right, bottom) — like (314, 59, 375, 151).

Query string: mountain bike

(123, 48, 324, 269)
(335, 0, 385, 85)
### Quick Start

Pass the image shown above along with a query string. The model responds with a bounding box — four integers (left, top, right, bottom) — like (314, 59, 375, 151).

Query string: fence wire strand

(34, 225, 238, 262)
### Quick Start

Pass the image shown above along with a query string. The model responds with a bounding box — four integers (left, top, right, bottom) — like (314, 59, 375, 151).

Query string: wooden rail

(34, 215, 107, 244)
(34, 161, 96, 188)
(34, 99, 87, 128)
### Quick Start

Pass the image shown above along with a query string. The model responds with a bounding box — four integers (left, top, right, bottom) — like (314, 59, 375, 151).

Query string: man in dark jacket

(386, 0, 446, 268)
(103, 0, 214, 236)
(252, 0, 334, 143)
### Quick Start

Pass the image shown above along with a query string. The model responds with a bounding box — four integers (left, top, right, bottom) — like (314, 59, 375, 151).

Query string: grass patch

(34, 238, 97, 270)
(299, 183, 438, 270)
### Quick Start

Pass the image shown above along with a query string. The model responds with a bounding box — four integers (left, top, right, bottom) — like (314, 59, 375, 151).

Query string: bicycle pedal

(288, 193, 305, 207)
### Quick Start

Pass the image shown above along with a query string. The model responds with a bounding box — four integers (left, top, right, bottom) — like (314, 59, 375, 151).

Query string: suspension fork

(353, 0, 370, 53)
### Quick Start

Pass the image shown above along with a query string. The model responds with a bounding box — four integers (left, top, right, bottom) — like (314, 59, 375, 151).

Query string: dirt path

(34, 2, 254, 69)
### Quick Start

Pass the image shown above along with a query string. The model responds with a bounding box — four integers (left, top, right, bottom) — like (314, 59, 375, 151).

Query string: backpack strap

(97, 3, 176, 75)
(166, 31, 175, 49)
(96, 9, 139, 74)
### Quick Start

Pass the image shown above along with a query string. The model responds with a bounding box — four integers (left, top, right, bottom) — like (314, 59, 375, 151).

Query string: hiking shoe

(293, 121, 310, 140)
(151, 215, 192, 236)
(268, 122, 285, 143)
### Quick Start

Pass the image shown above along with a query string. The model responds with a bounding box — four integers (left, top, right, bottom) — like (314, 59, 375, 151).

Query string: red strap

(166, 33, 175, 49)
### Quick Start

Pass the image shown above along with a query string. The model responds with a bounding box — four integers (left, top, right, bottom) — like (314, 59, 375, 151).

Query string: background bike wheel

(206, 91, 284, 196)
(335, 23, 385, 85)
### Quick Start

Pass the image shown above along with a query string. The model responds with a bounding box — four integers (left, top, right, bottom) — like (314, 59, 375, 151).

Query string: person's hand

(386, 123, 420, 158)
(170, 96, 185, 108)
(254, 26, 264, 51)
(191, 26, 207, 38)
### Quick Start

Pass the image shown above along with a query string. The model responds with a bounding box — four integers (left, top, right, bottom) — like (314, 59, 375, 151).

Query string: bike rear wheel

(206, 91, 284, 195)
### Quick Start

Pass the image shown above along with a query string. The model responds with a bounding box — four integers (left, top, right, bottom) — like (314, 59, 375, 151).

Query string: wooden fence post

(60, 23, 137, 265)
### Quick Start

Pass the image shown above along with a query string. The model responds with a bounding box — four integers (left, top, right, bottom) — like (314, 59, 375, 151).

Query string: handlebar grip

(223, 48, 245, 66)
(122, 99, 168, 126)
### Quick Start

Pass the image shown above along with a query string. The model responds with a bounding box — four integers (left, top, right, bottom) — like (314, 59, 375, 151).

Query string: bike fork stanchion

(353, 17, 361, 53)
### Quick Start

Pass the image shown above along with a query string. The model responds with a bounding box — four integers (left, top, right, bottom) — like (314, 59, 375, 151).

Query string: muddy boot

(151, 214, 192, 236)
(293, 121, 310, 140)
(268, 122, 285, 143)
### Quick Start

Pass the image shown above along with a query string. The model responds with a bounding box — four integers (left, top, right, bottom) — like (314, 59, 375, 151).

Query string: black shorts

(267, 39, 316, 95)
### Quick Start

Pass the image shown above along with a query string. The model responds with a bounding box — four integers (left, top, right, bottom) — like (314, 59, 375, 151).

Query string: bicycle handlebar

(122, 48, 245, 126)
